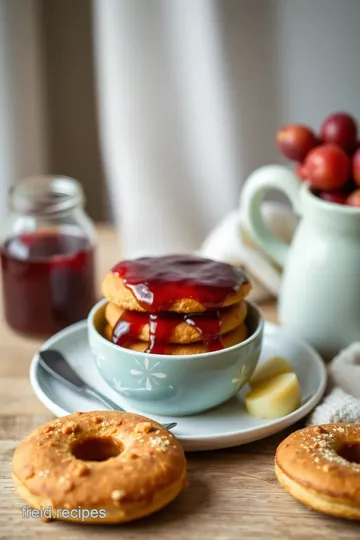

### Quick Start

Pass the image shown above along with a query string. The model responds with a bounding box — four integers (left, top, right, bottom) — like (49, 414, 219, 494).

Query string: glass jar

(0, 176, 97, 337)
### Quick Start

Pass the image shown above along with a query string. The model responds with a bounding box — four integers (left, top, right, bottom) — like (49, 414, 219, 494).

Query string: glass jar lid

(8, 175, 85, 216)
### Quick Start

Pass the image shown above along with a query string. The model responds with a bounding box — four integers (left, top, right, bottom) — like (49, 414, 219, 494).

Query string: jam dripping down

(112, 254, 248, 312)
(111, 309, 224, 354)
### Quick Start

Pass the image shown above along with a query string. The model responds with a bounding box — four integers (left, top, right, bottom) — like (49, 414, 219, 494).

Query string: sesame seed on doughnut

(12, 411, 187, 524)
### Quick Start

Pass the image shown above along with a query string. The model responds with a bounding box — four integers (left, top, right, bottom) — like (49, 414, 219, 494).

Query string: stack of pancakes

(101, 268, 251, 356)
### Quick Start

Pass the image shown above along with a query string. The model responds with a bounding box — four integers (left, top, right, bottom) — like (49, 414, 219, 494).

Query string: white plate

(30, 320, 326, 451)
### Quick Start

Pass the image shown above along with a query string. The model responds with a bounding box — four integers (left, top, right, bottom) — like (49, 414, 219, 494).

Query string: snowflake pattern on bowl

(130, 357, 167, 391)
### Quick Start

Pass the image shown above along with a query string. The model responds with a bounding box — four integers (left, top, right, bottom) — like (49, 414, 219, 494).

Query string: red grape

(320, 112, 357, 153)
(352, 147, 360, 186)
(277, 124, 317, 162)
(304, 144, 350, 190)
(346, 189, 360, 207)
(316, 190, 348, 204)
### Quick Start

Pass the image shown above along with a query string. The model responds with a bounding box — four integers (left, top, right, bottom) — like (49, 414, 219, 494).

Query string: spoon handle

(38, 349, 177, 430)
(84, 386, 126, 412)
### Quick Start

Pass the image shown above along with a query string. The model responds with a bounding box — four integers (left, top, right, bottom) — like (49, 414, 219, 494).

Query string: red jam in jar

(1, 232, 95, 335)
(0, 176, 97, 336)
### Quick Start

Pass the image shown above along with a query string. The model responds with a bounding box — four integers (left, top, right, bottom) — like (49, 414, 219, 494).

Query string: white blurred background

(1, 0, 360, 256)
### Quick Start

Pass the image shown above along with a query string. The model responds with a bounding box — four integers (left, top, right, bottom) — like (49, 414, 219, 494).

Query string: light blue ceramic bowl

(88, 299, 264, 416)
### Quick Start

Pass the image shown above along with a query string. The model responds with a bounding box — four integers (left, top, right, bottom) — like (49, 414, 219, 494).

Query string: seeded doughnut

(275, 424, 360, 520)
(104, 323, 248, 355)
(105, 301, 247, 344)
(12, 411, 187, 524)
(101, 271, 250, 313)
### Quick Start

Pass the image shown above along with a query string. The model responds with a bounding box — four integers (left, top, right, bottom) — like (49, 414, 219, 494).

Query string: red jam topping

(111, 255, 248, 354)
(112, 309, 224, 354)
(1, 232, 95, 336)
(112, 254, 248, 312)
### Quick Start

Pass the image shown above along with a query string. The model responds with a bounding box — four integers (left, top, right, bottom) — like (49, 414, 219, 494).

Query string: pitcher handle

(240, 165, 302, 268)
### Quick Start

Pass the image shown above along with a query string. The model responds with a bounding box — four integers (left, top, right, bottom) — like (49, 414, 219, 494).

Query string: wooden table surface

(0, 225, 358, 539)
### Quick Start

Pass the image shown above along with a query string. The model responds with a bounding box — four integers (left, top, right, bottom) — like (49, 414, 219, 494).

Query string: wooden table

(0, 225, 358, 539)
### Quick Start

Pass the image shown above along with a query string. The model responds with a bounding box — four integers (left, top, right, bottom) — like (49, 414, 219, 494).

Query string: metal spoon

(38, 349, 177, 431)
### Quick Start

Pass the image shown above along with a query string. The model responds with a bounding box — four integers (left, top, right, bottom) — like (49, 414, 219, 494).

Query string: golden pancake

(104, 301, 247, 344)
(104, 323, 247, 355)
(101, 271, 251, 314)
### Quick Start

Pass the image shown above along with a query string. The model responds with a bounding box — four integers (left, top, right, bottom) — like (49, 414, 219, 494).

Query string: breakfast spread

(12, 411, 187, 523)
(101, 255, 251, 354)
(10, 112, 360, 529)
(275, 424, 360, 520)
(276, 111, 360, 206)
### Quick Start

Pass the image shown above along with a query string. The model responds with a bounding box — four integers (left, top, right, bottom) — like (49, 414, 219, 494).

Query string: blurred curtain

(93, 0, 242, 257)
(0, 0, 47, 223)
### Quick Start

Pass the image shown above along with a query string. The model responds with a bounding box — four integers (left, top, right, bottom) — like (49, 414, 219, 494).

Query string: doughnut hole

(72, 436, 123, 462)
(337, 442, 360, 465)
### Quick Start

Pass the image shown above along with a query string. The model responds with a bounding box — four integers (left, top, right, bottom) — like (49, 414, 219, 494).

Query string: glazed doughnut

(275, 424, 360, 520)
(104, 301, 247, 344)
(12, 411, 187, 523)
(101, 271, 250, 313)
(104, 323, 248, 355)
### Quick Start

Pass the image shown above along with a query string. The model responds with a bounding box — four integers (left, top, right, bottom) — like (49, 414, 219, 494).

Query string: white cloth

(199, 202, 298, 298)
(308, 343, 360, 425)
(93, 0, 241, 257)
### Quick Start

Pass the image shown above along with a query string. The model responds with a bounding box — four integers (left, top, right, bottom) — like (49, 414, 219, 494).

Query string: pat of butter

(249, 356, 292, 387)
(245, 372, 301, 419)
